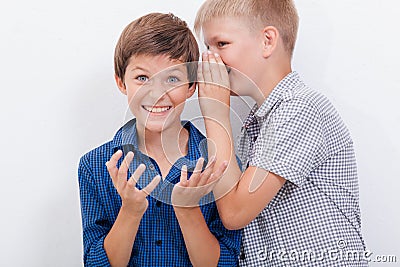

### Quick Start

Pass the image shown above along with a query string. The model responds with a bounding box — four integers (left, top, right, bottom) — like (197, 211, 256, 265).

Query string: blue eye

(167, 76, 179, 83)
(136, 75, 149, 82)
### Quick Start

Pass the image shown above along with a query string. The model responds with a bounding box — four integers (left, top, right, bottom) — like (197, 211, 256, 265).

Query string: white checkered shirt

(237, 72, 367, 266)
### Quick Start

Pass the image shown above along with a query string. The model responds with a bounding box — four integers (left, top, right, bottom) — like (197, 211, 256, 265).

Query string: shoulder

(267, 85, 352, 155)
(184, 120, 206, 138)
(269, 85, 345, 129)
(183, 120, 206, 148)
(78, 123, 127, 171)
(79, 141, 113, 169)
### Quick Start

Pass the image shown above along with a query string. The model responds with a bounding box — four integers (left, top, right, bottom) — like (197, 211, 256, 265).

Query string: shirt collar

(110, 118, 207, 169)
(254, 71, 302, 118)
(110, 118, 138, 150)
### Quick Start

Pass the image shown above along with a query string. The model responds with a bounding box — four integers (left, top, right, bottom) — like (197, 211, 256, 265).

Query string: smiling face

(116, 54, 195, 134)
(202, 16, 265, 96)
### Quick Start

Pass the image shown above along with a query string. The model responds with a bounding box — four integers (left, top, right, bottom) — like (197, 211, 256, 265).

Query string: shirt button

(149, 164, 155, 170)
(156, 240, 162, 246)
(156, 201, 161, 207)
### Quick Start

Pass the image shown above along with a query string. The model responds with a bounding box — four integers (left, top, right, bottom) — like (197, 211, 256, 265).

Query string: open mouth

(142, 105, 172, 114)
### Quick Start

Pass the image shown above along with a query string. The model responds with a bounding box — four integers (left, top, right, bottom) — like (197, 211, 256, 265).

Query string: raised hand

(106, 150, 161, 216)
(197, 51, 231, 121)
(171, 157, 228, 207)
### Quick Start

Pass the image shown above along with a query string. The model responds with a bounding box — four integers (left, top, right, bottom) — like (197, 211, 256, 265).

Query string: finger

(197, 156, 216, 186)
(214, 53, 230, 88)
(127, 164, 146, 189)
(208, 51, 222, 82)
(202, 52, 212, 83)
(197, 62, 205, 96)
(109, 150, 123, 166)
(180, 165, 188, 187)
(205, 155, 216, 169)
(106, 150, 123, 186)
(211, 160, 229, 183)
(142, 175, 161, 195)
(188, 157, 205, 187)
(117, 151, 134, 190)
(197, 61, 204, 83)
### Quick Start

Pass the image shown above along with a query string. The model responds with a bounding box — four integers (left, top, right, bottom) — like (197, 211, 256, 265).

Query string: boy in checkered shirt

(189, 0, 368, 265)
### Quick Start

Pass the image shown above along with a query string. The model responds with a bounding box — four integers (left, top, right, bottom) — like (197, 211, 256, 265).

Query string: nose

(148, 79, 167, 101)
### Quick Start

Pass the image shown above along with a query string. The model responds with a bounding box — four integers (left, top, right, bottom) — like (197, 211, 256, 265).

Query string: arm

(174, 207, 220, 267)
(172, 158, 240, 266)
(104, 150, 160, 267)
(204, 114, 285, 230)
(172, 159, 220, 266)
(198, 52, 285, 230)
(78, 155, 113, 266)
(103, 208, 142, 267)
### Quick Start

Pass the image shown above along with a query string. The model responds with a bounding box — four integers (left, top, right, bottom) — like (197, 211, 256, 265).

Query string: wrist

(120, 204, 145, 221)
(173, 206, 200, 218)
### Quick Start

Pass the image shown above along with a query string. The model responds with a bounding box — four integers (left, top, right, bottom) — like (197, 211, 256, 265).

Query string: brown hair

(114, 13, 199, 84)
(194, 0, 299, 57)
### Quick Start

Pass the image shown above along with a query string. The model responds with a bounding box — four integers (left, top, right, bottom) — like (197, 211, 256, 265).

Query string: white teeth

(143, 106, 171, 113)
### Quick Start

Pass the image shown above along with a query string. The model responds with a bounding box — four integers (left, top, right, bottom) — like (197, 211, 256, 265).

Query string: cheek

(169, 88, 188, 107)
(126, 88, 143, 107)
(220, 50, 244, 74)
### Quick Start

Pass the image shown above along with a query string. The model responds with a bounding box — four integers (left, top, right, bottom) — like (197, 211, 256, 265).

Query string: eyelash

(136, 75, 149, 83)
(167, 76, 180, 83)
(135, 75, 180, 83)
(205, 42, 228, 50)
(217, 42, 228, 48)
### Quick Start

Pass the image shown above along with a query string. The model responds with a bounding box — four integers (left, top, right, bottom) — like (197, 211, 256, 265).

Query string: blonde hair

(194, 0, 299, 57)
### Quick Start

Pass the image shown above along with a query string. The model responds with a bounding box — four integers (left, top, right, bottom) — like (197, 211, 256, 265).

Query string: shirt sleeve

(78, 155, 112, 267)
(206, 205, 242, 266)
(251, 99, 327, 186)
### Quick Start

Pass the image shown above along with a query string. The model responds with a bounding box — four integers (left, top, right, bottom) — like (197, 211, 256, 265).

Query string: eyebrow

(129, 66, 148, 72)
(166, 67, 186, 73)
(204, 35, 224, 46)
(129, 65, 186, 74)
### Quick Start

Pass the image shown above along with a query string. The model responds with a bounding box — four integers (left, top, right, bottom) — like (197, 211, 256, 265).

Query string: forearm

(204, 117, 244, 224)
(174, 207, 220, 267)
(204, 118, 242, 199)
(204, 119, 285, 229)
(218, 167, 286, 230)
(104, 206, 142, 267)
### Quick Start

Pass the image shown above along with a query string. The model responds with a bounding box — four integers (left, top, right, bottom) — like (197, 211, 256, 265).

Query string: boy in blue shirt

(78, 12, 241, 266)
(186, 0, 368, 266)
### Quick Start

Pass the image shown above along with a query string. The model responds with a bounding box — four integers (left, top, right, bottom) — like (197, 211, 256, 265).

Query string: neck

(136, 122, 189, 160)
(251, 58, 293, 107)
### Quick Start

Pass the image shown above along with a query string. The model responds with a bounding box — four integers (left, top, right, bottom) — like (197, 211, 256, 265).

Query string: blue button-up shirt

(78, 119, 241, 266)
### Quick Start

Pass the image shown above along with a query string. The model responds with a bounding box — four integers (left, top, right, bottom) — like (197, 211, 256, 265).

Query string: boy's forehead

(129, 54, 184, 67)
(202, 16, 252, 33)
(202, 17, 253, 41)
(127, 54, 189, 74)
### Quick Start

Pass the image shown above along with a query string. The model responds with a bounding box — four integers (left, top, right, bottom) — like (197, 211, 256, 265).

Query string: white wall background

(0, 0, 398, 266)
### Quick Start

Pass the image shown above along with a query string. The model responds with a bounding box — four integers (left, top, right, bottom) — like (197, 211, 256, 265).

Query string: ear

(261, 26, 279, 58)
(186, 82, 196, 98)
(114, 74, 127, 95)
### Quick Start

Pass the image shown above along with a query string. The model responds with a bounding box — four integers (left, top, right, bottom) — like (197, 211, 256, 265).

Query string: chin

(144, 122, 165, 133)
